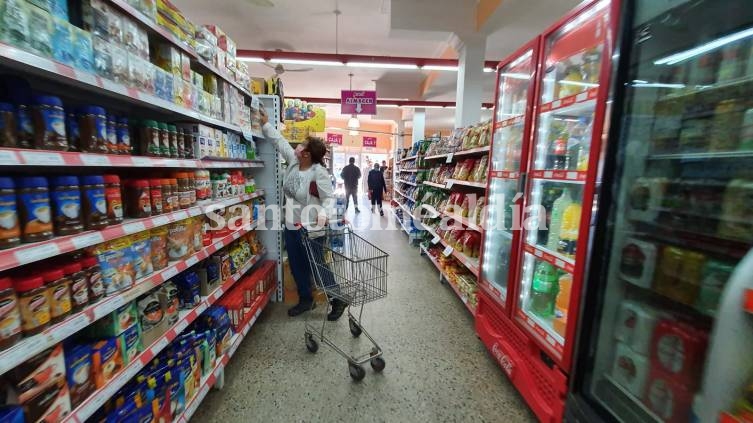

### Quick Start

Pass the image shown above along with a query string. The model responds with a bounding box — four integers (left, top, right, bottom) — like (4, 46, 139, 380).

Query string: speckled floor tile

(191, 205, 536, 423)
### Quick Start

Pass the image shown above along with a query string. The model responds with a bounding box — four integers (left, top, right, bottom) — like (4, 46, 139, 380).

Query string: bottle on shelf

(568, 118, 590, 171)
(553, 272, 572, 337)
(547, 126, 569, 170)
(547, 188, 572, 251)
(529, 261, 559, 319)
(557, 202, 582, 258)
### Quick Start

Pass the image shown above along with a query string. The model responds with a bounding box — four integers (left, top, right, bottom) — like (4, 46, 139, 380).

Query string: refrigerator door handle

(517, 172, 527, 195)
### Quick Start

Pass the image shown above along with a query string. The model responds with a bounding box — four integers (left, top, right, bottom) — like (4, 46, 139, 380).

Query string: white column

(454, 35, 486, 128)
(412, 108, 426, 145)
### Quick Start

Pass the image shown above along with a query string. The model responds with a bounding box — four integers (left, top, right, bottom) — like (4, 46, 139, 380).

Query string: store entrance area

(192, 210, 534, 422)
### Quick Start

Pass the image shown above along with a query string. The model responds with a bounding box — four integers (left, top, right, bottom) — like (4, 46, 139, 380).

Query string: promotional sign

(362, 136, 377, 147)
(327, 133, 343, 145)
(282, 99, 326, 142)
(341, 90, 377, 115)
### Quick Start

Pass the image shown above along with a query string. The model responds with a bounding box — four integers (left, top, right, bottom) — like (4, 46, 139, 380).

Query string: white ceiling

(174, 0, 581, 127)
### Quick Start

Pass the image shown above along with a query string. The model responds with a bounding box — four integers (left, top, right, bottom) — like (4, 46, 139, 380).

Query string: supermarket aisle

(193, 206, 534, 422)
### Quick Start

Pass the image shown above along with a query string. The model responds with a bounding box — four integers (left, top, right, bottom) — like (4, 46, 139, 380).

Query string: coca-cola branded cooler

(566, 0, 753, 422)
(476, 0, 620, 421)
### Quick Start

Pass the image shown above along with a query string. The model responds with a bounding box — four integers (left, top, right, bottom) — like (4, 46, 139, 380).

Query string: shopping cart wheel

(305, 333, 319, 353)
(349, 318, 362, 338)
(348, 362, 366, 381)
(370, 357, 386, 372)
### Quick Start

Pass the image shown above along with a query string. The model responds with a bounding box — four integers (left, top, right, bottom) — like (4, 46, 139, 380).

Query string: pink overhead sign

(362, 136, 377, 148)
(326, 133, 343, 145)
(341, 90, 377, 115)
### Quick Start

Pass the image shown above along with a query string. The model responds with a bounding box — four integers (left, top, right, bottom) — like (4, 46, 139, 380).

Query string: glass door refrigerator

(566, 1, 753, 422)
(478, 38, 540, 313)
(513, 0, 616, 372)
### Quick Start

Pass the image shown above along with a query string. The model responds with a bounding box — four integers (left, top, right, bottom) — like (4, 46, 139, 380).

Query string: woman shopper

(259, 108, 347, 320)
(367, 163, 387, 216)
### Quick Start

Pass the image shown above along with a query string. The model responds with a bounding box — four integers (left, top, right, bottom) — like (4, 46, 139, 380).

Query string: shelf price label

(0, 150, 20, 165)
(431, 236, 440, 245)
(446, 180, 454, 189)
(442, 245, 454, 257)
(445, 153, 454, 164)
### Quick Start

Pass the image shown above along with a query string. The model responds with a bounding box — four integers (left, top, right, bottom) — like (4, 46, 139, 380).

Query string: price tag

(81, 154, 111, 166)
(71, 232, 104, 249)
(555, 259, 565, 268)
(132, 157, 152, 166)
(445, 153, 453, 164)
(174, 318, 189, 335)
(150, 337, 170, 356)
(20, 151, 64, 165)
(56, 313, 91, 341)
(15, 243, 61, 265)
(186, 256, 199, 267)
(123, 221, 146, 234)
(151, 215, 170, 227)
(431, 236, 440, 245)
(446, 180, 454, 189)
(442, 245, 454, 257)
(567, 171, 577, 180)
(0, 150, 20, 165)
(173, 211, 188, 221)
(162, 266, 179, 281)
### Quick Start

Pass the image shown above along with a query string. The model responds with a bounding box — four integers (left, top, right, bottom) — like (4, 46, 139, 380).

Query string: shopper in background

(259, 108, 347, 320)
(340, 157, 361, 213)
(380, 160, 388, 173)
(368, 163, 387, 216)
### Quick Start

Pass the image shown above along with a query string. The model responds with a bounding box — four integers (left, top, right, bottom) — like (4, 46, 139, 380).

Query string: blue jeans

(285, 227, 337, 303)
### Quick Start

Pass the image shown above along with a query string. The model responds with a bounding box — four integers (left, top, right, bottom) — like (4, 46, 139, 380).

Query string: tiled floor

(192, 202, 535, 422)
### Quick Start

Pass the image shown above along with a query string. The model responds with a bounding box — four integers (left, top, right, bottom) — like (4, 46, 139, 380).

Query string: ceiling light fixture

(347, 115, 361, 128)
(499, 72, 530, 79)
(558, 80, 599, 88)
(237, 57, 266, 62)
(347, 62, 419, 70)
(270, 58, 344, 66)
(422, 65, 459, 71)
(483, 67, 496, 73)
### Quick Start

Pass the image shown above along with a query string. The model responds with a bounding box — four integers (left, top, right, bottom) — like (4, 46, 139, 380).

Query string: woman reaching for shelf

(259, 108, 347, 320)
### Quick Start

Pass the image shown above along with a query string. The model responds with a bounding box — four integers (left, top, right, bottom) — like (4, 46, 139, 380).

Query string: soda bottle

(557, 202, 582, 258)
(537, 187, 562, 245)
(549, 136, 568, 170)
(568, 118, 589, 171)
(529, 262, 559, 318)
(553, 273, 572, 337)
(547, 189, 572, 251)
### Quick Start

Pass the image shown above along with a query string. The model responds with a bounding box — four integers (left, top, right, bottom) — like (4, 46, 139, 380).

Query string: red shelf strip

(494, 114, 524, 130)
(530, 169, 587, 182)
(538, 88, 598, 114)
(523, 243, 575, 274)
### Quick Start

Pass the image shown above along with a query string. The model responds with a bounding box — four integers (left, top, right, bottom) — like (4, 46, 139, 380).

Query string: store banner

(341, 90, 377, 115)
(362, 136, 377, 147)
(282, 99, 326, 142)
(327, 133, 343, 145)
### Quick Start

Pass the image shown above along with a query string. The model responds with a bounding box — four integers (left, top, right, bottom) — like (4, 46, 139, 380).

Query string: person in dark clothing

(367, 163, 387, 216)
(340, 157, 361, 213)
(380, 160, 388, 173)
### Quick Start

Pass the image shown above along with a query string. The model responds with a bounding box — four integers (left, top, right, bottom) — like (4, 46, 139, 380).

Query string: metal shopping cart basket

(300, 223, 388, 381)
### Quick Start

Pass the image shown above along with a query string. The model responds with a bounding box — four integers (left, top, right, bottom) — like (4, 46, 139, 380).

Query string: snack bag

(456, 159, 476, 181)
(150, 226, 168, 271)
(471, 155, 489, 182)
(94, 237, 135, 295)
(167, 220, 191, 261)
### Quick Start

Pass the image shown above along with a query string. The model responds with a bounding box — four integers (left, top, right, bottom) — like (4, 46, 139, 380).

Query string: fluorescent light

(654, 26, 753, 65)
(483, 67, 496, 73)
(509, 50, 533, 68)
(631, 80, 686, 89)
(347, 62, 419, 69)
(377, 104, 401, 108)
(562, 0, 609, 34)
(558, 80, 599, 88)
(237, 57, 266, 62)
(270, 58, 343, 66)
(422, 65, 458, 71)
(421, 105, 455, 109)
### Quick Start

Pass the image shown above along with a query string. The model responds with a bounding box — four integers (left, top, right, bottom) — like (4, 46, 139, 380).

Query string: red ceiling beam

(237, 49, 499, 70)
(292, 96, 494, 109)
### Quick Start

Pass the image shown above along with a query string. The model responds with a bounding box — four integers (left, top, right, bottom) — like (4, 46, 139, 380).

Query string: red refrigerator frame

(477, 36, 541, 315)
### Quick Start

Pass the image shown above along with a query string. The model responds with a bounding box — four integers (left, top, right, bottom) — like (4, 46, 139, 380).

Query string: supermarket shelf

(447, 246, 480, 277)
(494, 114, 525, 130)
(657, 74, 753, 103)
(529, 169, 587, 183)
(539, 89, 598, 115)
(423, 181, 449, 189)
(397, 216, 414, 236)
(396, 201, 414, 217)
(420, 245, 477, 316)
(175, 288, 273, 423)
(647, 150, 753, 161)
(400, 155, 419, 162)
(0, 148, 265, 168)
(64, 249, 266, 422)
(516, 308, 565, 354)
(445, 179, 488, 189)
(397, 179, 418, 187)
(523, 243, 575, 273)
(107, 0, 254, 99)
(0, 227, 263, 378)
(0, 43, 248, 134)
(400, 169, 419, 173)
(442, 211, 482, 232)
(490, 170, 521, 179)
(0, 190, 265, 272)
(424, 145, 491, 161)
(394, 188, 412, 201)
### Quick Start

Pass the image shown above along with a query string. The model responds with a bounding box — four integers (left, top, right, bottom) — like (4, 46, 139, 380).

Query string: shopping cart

(300, 223, 388, 381)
